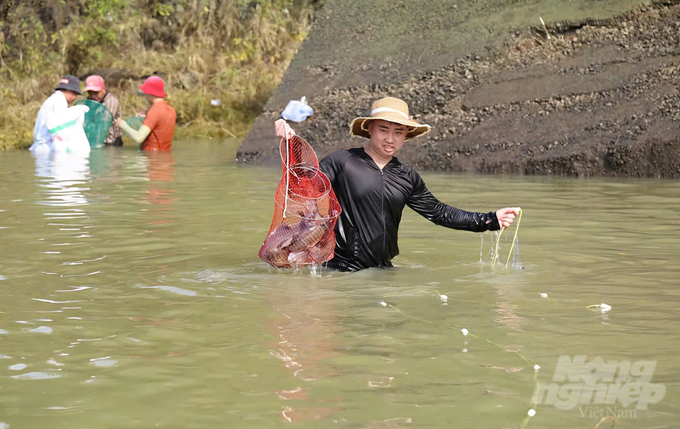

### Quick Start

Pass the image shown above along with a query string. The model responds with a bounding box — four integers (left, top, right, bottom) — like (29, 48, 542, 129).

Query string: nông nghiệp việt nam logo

(532, 355, 666, 411)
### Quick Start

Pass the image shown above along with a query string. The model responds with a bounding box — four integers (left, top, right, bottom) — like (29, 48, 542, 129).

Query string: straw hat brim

(350, 117, 431, 140)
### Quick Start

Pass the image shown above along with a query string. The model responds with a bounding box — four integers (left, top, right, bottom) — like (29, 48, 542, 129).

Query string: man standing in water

(116, 76, 176, 151)
(276, 97, 518, 271)
(31, 75, 82, 152)
(84, 75, 123, 146)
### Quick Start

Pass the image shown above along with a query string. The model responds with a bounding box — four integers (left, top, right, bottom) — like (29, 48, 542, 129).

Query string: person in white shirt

(31, 75, 82, 153)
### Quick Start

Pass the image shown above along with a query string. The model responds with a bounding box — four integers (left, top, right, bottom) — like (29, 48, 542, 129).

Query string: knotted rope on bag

(258, 135, 341, 268)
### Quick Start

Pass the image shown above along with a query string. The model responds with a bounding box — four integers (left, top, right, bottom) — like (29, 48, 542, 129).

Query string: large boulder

(238, 0, 680, 177)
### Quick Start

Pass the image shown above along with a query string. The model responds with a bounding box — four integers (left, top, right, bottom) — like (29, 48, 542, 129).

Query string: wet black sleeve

(320, 150, 352, 185)
(406, 170, 500, 232)
(319, 155, 336, 184)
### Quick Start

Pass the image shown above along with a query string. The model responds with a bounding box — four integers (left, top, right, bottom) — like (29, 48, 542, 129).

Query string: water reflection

(489, 274, 527, 332)
(267, 278, 343, 422)
(143, 152, 176, 208)
(22, 149, 182, 395)
(88, 147, 124, 178)
(34, 152, 90, 207)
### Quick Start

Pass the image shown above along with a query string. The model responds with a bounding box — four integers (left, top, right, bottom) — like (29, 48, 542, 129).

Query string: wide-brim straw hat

(350, 97, 431, 140)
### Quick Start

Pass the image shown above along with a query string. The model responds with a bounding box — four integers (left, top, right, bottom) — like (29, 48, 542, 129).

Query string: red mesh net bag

(258, 135, 341, 268)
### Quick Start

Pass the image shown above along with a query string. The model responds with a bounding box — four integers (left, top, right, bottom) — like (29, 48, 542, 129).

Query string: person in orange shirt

(116, 76, 176, 151)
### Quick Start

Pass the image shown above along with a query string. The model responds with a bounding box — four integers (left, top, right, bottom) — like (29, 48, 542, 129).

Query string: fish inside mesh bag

(258, 135, 341, 268)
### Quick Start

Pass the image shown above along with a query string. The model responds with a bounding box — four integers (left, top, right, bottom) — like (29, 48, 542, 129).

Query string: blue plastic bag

(281, 96, 313, 123)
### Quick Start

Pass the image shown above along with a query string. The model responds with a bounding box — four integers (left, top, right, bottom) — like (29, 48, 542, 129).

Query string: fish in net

(259, 135, 341, 268)
(74, 99, 113, 148)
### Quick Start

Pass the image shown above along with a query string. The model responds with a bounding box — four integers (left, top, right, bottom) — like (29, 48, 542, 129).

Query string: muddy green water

(1, 140, 678, 428)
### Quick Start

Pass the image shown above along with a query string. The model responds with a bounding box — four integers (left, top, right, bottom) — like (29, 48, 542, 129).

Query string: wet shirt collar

(356, 147, 400, 171)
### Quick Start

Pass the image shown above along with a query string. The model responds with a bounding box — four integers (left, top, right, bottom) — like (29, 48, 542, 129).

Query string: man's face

(367, 119, 409, 158)
(87, 89, 106, 102)
(63, 90, 79, 104)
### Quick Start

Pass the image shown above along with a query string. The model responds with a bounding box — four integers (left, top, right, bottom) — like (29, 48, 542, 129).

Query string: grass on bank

(0, 0, 320, 150)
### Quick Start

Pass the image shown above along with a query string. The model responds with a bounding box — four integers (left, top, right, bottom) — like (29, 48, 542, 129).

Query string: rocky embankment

(238, 1, 680, 178)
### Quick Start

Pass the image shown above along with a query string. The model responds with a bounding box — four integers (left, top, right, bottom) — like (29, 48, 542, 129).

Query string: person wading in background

(84, 75, 123, 146)
(276, 97, 519, 272)
(116, 76, 176, 151)
(31, 75, 82, 152)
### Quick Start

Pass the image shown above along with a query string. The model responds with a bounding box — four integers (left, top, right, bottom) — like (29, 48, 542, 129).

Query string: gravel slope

(239, 0, 680, 178)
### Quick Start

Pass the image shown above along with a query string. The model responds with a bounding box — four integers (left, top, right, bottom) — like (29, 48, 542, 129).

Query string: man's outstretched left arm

(406, 171, 517, 232)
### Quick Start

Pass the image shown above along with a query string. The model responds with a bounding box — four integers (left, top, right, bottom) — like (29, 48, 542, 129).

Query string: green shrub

(0, 0, 322, 150)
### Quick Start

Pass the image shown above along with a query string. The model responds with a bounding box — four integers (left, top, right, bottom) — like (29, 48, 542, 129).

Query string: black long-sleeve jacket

(319, 148, 500, 271)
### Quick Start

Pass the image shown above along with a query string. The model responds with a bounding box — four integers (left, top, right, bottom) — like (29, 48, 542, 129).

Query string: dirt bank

(238, 0, 680, 178)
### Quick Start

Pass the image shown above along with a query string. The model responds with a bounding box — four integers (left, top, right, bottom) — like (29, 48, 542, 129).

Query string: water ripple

(90, 357, 118, 367)
(138, 285, 198, 297)
(11, 372, 61, 380)
(56, 286, 94, 293)
(9, 364, 28, 371)
(32, 298, 85, 304)
(28, 326, 53, 334)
